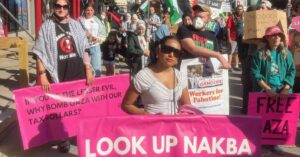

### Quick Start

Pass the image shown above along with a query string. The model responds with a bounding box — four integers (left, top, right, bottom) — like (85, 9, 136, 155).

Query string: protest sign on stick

(248, 93, 300, 145)
(78, 115, 261, 157)
(13, 74, 129, 150)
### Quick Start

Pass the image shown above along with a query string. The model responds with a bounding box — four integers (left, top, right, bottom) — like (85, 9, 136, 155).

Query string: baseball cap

(192, 4, 211, 15)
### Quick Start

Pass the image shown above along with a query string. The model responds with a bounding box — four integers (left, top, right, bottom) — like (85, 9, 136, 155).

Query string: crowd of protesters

(26, 0, 300, 154)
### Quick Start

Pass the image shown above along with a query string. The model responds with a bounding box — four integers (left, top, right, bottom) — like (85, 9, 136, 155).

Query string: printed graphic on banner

(248, 93, 300, 145)
(13, 74, 129, 150)
(78, 115, 261, 157)
(180, 57, 229, 115)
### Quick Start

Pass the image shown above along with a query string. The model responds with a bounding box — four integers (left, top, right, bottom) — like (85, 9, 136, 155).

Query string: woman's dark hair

(292, 0, 300, 12)
(84, 2, 95, 11)
(52, 0, 70, 6)
(182, 13, 192, 23)
(149, 36, 182, 66)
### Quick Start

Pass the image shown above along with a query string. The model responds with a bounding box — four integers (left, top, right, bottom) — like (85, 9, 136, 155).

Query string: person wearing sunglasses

(32, 0, 93, 153)
(122, 36, 191, 115)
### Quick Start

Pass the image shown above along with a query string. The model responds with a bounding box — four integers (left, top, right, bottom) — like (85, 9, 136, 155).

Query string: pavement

(0, 36, 299, 156)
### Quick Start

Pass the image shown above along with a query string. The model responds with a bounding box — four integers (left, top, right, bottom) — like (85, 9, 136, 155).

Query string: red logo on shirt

(59, 36, 74, 53)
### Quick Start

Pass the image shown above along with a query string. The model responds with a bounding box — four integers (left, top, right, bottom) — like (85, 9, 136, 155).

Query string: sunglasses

(54, 4, 69, 10)
(161, 45, 181, 57)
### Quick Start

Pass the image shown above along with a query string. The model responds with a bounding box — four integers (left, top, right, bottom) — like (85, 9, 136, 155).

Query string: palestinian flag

(139, 0, 149, 13)
(165, 0, 182, 26)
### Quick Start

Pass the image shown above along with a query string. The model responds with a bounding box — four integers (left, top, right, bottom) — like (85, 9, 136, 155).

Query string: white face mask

(100, 15, 106, 20)
(193, 17, 204, 30)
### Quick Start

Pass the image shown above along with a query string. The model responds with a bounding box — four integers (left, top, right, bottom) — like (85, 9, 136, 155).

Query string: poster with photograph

(180, 55, 229, 115)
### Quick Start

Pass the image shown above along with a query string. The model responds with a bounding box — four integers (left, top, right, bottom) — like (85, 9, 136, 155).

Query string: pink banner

(13, 74, 129, 150)
(78, 115, 261, 157)
(248, 93, 300, 145)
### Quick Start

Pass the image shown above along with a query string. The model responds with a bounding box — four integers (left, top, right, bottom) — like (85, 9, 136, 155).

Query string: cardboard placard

(244, 10, 288, 41)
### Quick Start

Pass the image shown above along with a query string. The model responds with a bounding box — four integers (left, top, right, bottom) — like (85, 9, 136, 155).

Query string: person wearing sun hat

(251, 25, 296, 97)
(251, 26, 296, 154)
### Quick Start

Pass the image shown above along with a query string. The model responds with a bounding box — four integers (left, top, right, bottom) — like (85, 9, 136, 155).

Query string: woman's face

(84, 6, 95, 19)
(183, 16, 192, 26)
(53, 0, 69, 18)
(157, 39, 181, 67)
(108, 35, 116, 43)
(266, 34, 282, 48)
(137, 26, 145, 35)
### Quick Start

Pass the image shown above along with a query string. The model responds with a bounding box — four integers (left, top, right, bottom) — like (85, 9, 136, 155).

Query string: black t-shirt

(177, 25, 219, 59)
(177, 25, 219, 77)
(101, 41, 117, 61)
(56, 22, 85, 82)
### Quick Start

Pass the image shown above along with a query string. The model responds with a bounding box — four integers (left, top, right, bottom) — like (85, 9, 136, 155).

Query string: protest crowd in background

(2, 0, 300, 156)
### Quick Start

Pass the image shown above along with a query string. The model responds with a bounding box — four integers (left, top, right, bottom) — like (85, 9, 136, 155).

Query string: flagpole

(146, 0, 150, 40)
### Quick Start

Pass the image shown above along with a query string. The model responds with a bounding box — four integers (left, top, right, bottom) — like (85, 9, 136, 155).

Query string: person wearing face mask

(127, 23, 150, 76)
(177, 4, 222, 77)
(176, 4, 230, 70)
(99, 11, 111, 44)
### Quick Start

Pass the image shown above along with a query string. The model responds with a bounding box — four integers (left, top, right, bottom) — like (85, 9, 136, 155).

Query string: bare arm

(122, 84, 147, 114)
(179, 87, 191, 106)
(37, 58, 51, 92)
(181, 38, 230, 69)
(258, 80, 278, 98)
(83, 51, 94, 86)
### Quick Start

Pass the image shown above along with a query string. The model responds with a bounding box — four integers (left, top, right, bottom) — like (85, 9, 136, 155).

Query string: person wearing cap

(251, 25, 296, 97)
(251, 26, 296, 154)
(127, 23, 150, 76)
(176, 4, 230, 70)
(226, 5, 245, 72)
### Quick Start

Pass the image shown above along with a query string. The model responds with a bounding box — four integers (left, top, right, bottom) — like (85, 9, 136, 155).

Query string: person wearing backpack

(226, 5, 244, 71)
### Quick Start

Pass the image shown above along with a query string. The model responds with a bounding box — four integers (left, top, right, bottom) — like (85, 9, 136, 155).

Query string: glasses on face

(161, 45, 181, 58)
(54, 4, 69, 10)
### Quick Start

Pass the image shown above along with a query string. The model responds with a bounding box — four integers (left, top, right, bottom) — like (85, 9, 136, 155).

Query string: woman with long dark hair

(79, 3, 106, 77)
(122, 36, 190, 115)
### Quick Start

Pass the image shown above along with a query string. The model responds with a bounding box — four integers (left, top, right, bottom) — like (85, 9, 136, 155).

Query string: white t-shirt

(83, 18, 99, 47)
(134, 68, 187, 115)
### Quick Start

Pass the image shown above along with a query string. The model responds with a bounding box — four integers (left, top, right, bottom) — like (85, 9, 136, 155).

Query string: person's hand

(229, 39, 233, 44)
(279, 86, 290, 98)
(85, 66, 94, 86)
(40, 74, 50, 92)
(216, 53, 230, 69)
(266, 89, 278, 99)
(144, 49, 150, 56)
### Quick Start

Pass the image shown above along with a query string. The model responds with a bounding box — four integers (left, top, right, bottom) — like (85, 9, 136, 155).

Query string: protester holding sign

(32, 0, 93, 153)
(251, 25, 296, 154)
(251, 25, 296, 97)
(122, 36, 190, 115)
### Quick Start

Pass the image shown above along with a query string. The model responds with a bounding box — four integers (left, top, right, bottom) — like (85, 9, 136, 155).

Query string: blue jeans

(90, 45, 101, 77)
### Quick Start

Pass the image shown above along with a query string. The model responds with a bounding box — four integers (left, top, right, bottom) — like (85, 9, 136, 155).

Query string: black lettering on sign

(263, 119, 289, 135)
(256, 96, 296, 113)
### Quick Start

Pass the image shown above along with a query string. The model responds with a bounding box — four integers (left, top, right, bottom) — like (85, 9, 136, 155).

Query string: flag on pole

(139, 0, 149, 13)
(165, 0, 182, 26)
